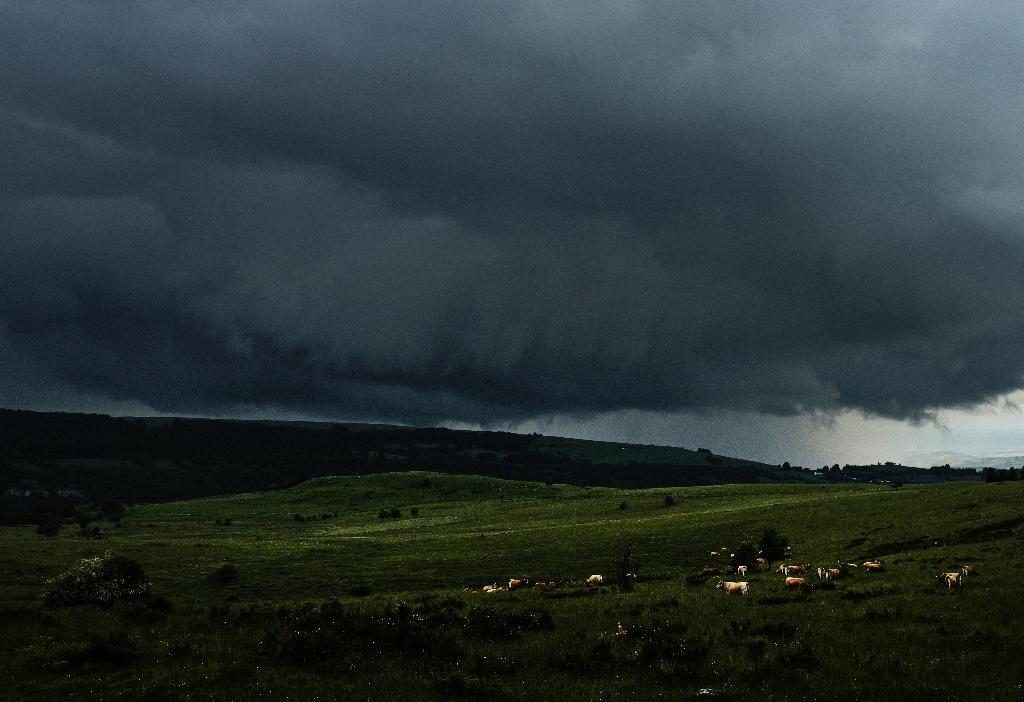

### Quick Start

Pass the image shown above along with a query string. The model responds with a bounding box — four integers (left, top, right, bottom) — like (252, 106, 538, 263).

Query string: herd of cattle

(478, 573, 612, 593)
(713, 554, 978, 595)
(473, 547, 978, 596)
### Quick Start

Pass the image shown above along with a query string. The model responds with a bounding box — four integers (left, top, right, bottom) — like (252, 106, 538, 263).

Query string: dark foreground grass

(2, 474, 1023, 700)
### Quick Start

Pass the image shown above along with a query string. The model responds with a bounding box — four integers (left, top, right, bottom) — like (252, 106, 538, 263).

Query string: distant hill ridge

(0, 408, 785, 515)
(0, 408, 977, 523)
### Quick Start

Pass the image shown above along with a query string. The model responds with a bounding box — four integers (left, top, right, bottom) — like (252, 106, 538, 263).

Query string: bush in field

(208, 563, 239, 586)
(730, 542, 758, 571)
(758, 528, 789, 568)
(42, 552, 150, 607)
(619, 501, 629, 511)
(663, 495, 676, 507)
(73, 513, 93, 532)
(612, 539, 640, 591)
(36, 514, 63, 537)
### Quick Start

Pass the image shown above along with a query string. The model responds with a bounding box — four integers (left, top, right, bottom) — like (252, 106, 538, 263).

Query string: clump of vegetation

(618, 501, 629, 511)
(663, 494, 675, 507)
(208, 563, 239, 586)
(41, 552, 150, 607)
(214, 517, 233, 526)
(379, 508, 403, 519)
(611, 539, 639, 591)
(758, 528, 789, 568)
(35, 514, 63, 537)
(730, 542, 758, 571)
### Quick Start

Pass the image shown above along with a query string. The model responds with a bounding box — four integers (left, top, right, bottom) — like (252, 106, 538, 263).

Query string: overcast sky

(2, 2, 1023, 466)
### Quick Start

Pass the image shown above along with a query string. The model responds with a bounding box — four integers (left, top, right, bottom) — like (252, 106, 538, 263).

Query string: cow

(960, 565, 977, 577)
(710, 550, 720, 557)
(816, 567, 825, 580)
(508, 578, 528, 590)
(755, 557, 766, 569)
(937, 572, 962, 589)
(482, 583, 504, 593)
(826, 568, 843, 580)
(784, 576, 810, 592)
(716, 580, 750, 595)
(586, 574, 604, 586)
(736, 565, 748, 577)
(778, 564, 807, 576)
(863, 561, 884, 573)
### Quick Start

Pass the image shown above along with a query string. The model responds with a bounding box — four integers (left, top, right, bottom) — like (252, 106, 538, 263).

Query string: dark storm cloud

(2, 1, 1024, 423)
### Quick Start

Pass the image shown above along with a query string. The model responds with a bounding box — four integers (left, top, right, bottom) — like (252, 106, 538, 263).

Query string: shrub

(208, 563, 239, 586)
(410, 507, 420, 517)
(293, 514, 305, 522)
(611, 539, 639, 591)
(758, 528, 789, 567)
(42, 552, 151, 607)
(73, 513, 93, 531)
(663, 495, 675, 507)
(730, 542, 758, 571)
(389, 508, 402, 519)
(619, 501, 629, 511)
(349, 585, 373, 597)
(36, 516, 62, 537)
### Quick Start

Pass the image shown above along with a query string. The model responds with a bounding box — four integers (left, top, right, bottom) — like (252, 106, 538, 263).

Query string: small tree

(663, 495, 675, 507)
(618, 501, 629, 511)
(758, 528, 789, 569)
(730, 542, 758, 571)
(410, 507, 419, 518)
(611, 538, 640, 591)
(36, 516, 62, 537)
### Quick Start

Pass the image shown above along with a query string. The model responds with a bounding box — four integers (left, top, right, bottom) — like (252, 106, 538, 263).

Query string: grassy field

(2, 473, 1022, 700)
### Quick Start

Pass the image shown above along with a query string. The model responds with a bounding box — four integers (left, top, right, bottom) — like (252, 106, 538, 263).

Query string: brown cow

(736, 565, 748, 577)
(586, 574, 604, 586)
(826, 568, 843, 580)
(960, 565, 977, 577)
(508, 578, 528, 590)
(784, 576, 810, 592)
(778, 564, 807, 575)
(863, 561, 884, 572)
(937, 572, 962, 589)
(716, 580, 750, 595)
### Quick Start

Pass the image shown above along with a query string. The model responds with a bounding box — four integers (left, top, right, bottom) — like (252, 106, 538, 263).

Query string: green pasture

(1, 473, 1022, 700)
